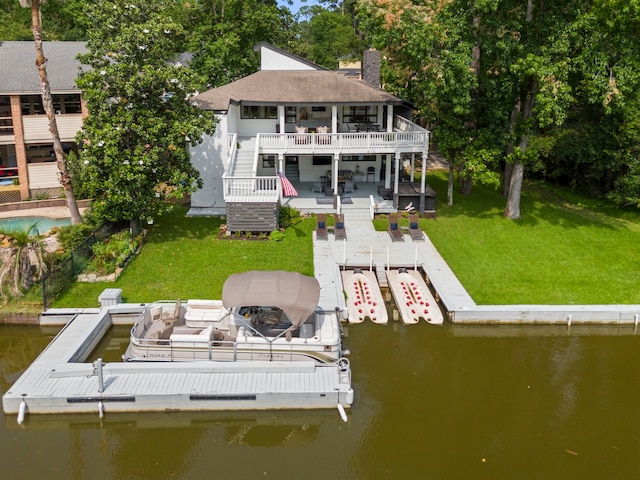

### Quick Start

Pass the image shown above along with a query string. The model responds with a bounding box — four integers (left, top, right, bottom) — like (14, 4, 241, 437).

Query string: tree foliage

(298, 5, 364, 69)
(184, 0, 300, 87)
(74, 0, 217, 230)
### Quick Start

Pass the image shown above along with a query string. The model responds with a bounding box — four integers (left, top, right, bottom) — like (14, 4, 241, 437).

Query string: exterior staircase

(285, 161, 299, 181)
(231, 137, 256, 177)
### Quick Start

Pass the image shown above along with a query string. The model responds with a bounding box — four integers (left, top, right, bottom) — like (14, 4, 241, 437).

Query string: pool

(0, 216, 71, 235)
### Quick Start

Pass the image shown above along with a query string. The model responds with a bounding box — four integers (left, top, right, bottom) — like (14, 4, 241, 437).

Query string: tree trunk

(503, 100, 521, 197)
(461, 174, 472, 195)
(504, 76, 537, 219)
(504, 160, 524, 219)
(447, 152, 455, 206)
(29, 2, 82, 225)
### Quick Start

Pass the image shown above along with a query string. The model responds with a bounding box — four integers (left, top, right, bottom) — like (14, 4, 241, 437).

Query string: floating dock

(341, 269, 388, 324)
(386, 268, 443, 325)
(2, 305, 354, 419)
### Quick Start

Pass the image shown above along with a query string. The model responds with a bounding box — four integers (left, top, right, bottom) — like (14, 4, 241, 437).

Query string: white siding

(190, 116, 226, 209)
(22, 114, 83, 143)
(28, 162, 61, 189)
(259, 46, 317, 71)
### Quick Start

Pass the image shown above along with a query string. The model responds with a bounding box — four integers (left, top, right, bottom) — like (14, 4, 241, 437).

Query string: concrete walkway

(313, 198, 474, 321)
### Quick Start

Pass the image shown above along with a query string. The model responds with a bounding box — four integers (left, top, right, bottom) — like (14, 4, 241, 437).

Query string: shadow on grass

(427, 171, 624, 232)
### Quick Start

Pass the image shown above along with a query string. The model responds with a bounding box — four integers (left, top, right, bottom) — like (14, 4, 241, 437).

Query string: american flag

(278, 171, 298, 197)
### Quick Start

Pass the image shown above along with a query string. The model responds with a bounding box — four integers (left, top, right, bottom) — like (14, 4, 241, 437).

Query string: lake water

(2, 323, 640, 479)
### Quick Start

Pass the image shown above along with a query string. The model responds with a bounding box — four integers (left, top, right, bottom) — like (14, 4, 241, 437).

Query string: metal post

(95, 358, 104, 393)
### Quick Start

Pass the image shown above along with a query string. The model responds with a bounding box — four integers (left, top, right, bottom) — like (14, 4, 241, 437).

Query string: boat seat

(185, 299, 226, 327)
(170, 325, 214, 343)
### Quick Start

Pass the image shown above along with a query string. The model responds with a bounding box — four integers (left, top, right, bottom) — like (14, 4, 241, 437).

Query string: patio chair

(387, 213, 404, 242)
(311, 182, 323, 194)
(408, 214, 424, 241)
(316, 214, 328, 240)
(343, 181, 355, 194)
(334, 213, 346, 240)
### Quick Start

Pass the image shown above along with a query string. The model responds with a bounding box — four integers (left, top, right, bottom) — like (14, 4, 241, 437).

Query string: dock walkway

(313, 198, 640, 324)
(3, 307, 353, 416)
(314, 197, 474, 318)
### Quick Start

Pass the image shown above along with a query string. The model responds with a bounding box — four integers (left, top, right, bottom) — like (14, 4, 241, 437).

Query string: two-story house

(0, 41, 86, 203)
(189, 43, 431, 231)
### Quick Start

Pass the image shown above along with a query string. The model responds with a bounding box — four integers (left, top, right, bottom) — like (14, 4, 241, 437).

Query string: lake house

(189, 43, 431, 231)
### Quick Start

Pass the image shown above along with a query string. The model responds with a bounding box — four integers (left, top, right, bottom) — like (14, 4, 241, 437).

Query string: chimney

(362, 48, 381, 88)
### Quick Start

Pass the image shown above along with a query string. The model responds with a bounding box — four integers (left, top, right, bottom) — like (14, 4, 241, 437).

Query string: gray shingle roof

(0, 41, 86, 95)
(193, 70, 404, 111)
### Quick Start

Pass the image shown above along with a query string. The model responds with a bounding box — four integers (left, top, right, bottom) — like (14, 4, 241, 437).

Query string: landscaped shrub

(279, 205, 301, 229)
(56, 223, 94, 251)
(269, 230, 285, 242)
(86, 230, 142, 275)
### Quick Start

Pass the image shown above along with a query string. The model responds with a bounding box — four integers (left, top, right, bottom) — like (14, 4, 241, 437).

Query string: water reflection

(3, 323, 640, 479)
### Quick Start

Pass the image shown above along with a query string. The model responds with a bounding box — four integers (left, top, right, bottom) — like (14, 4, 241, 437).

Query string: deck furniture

(388, 213, 404, 242)
(343, 181, 355, 194)
(408, 214, 424, 241)
(334, 213, 346, 240)
(316, 213, 328, 240)
(367, 167, 375, 182)
(312, 182, 323, 193)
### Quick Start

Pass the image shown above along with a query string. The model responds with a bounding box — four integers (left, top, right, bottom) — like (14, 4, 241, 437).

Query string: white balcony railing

(222, 175, 279, 203)
(257, 130, 428, 156)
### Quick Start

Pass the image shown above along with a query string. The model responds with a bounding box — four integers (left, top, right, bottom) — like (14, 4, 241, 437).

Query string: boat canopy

(222, 271, 320, 328)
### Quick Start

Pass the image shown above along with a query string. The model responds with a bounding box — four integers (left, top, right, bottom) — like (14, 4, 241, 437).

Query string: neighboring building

(0, 41, 87, 203)
(190, 43, 431, 231)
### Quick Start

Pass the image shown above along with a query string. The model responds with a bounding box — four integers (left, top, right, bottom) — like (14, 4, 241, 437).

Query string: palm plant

(19, 0, 82, 225)
(0, 222, 47, 301)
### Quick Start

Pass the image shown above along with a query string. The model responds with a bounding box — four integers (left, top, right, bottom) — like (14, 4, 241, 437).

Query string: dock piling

(95, 358, 104, 393)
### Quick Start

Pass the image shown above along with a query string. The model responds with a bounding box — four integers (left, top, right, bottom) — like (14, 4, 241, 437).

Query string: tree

(185, 0, 300, 87)
(298, 5, 364, 69)
(357, 1, 500, 204)
(497, 0, 584, 219)
(19, 0, 82, 225)
(0, 223, 47, 301)
(75, 0, 217, 232)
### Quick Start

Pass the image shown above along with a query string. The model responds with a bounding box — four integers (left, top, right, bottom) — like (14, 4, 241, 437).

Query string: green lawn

(375, 171, 640, 305)
(53, 208, 315, 307)
(54, 171, 640, 308)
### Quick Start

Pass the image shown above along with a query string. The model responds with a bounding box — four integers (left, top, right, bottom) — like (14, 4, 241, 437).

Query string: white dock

(341, 269, 388, 324)
(386, 268, 444, 325)
(2, 307, 353, 417)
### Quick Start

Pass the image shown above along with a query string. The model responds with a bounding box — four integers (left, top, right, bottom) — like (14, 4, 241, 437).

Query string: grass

(375, 171, 640, 305)
(48, 171, 640, 308)
(53, 207, 315, 307)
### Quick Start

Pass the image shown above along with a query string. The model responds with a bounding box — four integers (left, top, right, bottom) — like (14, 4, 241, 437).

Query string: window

(285, 106, 297, 123)
(342, 155, 376, 162)
(262, 155, 275, 168)
(342, 105, 378, 124)
(21, 94, 82, 115)
(21, 95, 44, 115)
(313, 156, 332, 166)
(242, 105, 278, 119)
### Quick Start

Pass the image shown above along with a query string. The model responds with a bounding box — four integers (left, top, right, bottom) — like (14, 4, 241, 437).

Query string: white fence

(258, 130, 428, 156)
(222, 175, 280, 203)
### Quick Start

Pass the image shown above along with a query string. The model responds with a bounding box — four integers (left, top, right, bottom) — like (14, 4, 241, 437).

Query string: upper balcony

(257, 115, 428, 158)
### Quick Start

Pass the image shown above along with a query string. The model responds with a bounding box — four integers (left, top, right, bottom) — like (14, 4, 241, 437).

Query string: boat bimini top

(222, 271, 321, 328)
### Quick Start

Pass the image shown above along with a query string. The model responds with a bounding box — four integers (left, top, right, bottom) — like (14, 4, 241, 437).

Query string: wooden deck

(3, 308, 353, 417)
